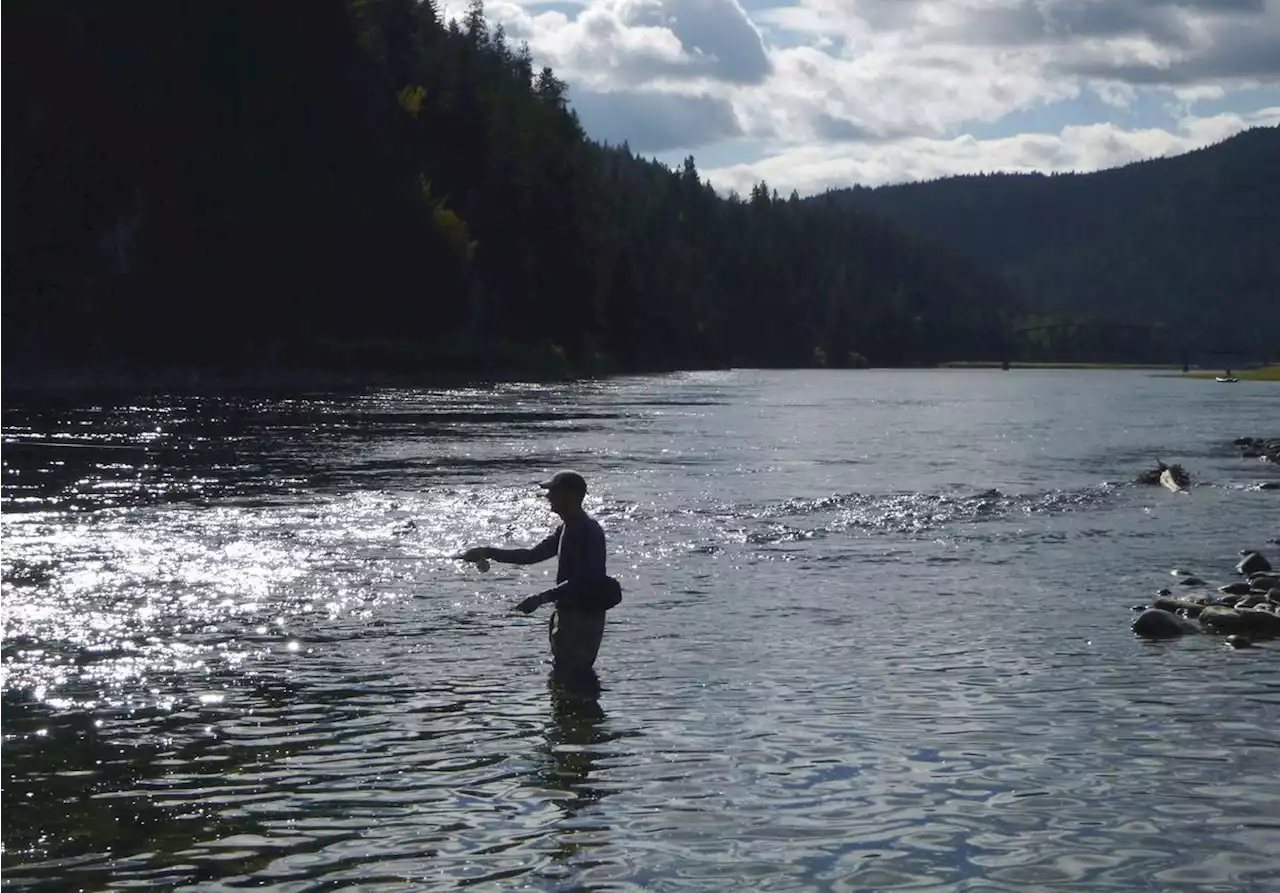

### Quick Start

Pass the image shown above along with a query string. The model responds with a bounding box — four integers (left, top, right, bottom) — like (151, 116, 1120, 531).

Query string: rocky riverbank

(1131, 550, 1280, 647)
(1234, 436, 1280, 463)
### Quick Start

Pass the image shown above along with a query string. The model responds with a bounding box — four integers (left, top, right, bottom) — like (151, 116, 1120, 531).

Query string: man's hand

(460, 547, 492, 562)
(515, 594, 545, 615)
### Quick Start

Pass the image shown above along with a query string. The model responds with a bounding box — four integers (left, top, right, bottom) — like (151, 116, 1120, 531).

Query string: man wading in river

(460, 471, 621, 673)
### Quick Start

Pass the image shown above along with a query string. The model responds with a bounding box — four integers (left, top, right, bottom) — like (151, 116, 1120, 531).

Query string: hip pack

(560, 575, 623, 613)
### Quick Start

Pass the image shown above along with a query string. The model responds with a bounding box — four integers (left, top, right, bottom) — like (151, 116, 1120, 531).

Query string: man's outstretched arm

(463, 529, 559, 566)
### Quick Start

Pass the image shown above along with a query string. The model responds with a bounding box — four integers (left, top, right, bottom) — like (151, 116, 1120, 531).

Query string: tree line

(9, 0, 1215, 381)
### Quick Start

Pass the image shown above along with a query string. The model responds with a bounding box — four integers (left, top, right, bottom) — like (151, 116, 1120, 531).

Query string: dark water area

(3, 370, 1279, 892)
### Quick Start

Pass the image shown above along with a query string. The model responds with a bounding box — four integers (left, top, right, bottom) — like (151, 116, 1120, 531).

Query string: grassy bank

(938, 361, 1186, 370)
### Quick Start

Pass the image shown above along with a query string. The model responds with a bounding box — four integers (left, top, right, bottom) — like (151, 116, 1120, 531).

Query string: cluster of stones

(1234, 436, 1280, 463)
(1131, 550, 1280, 648)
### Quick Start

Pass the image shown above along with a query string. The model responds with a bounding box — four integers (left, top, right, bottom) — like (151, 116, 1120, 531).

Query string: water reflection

(539, 667, 608, 813)
(529, 668, 628, 887)
(4, 372, 1279, 892)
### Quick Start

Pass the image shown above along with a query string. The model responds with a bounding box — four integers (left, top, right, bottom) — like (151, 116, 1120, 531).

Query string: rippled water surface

(3, 370, 1279, 892)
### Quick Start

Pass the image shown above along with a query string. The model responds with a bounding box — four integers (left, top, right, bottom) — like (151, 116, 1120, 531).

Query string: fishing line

(2, 439, 188, 451)
(0, 432, 180, 483)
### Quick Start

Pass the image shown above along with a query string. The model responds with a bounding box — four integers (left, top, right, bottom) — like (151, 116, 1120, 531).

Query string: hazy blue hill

(819, 126, 1280, 358)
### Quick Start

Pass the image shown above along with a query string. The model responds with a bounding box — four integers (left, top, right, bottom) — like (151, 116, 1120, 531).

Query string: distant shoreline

(4, 362, 1277, 396)
(938, 361, 1186, 370)
(0, 364, 591, 396)
(941, 362, 1280, 380)
(1177, 365, 1280, 382)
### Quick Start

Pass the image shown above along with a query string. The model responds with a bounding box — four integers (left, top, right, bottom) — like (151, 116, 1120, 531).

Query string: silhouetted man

(461, 471, 620, 672)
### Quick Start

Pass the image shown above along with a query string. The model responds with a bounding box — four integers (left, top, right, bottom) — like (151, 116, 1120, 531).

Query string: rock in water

(1236, 550, 1273, 576)
(1226, 635, 1254, 649)
(1132, 608, 1198, 638)
(1200, 605, 1280, 636)
(1153, 595, 1207, 617)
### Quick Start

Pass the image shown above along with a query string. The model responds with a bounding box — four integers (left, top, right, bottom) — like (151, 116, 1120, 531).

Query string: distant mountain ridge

(817, 126, 1280, 358)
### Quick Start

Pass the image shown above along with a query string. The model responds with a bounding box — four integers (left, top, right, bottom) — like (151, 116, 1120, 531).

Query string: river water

(3, 370, 1278, 892)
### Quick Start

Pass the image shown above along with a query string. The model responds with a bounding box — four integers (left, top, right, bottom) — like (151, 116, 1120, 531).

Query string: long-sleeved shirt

(490, 513, 611, 609)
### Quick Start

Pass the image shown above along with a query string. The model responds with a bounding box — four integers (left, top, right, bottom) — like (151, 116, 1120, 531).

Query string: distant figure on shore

(461, 471, 621, 673)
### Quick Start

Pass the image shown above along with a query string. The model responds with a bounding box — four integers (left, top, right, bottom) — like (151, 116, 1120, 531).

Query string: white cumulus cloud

(439, 0, 1280, 188)
(699, 108, 1280, 195)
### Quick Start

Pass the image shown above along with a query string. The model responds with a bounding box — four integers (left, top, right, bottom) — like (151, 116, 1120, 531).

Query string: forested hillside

(5, 0, 1020, 381)
(821, 127, 1280, 359)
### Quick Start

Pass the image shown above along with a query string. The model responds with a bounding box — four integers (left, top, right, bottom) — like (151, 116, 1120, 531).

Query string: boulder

(1133, 608, 1199, 638)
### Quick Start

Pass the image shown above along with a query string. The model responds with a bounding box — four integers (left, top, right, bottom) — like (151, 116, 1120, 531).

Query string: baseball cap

(539, 470, 587, 493)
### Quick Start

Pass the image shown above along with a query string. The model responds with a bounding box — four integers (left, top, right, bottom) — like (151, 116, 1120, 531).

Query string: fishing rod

(1, 438, 189, 451)
(0, 434, 176, 483)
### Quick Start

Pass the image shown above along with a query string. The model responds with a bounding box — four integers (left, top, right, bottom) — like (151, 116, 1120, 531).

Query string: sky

(438, 0, 1280, 196)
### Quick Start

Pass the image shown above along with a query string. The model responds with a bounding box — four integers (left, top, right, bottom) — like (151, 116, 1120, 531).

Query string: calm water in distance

(3, 369, 1279, 892)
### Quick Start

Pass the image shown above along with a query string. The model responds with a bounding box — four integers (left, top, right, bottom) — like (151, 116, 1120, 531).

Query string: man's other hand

(515, 594, 544, 615)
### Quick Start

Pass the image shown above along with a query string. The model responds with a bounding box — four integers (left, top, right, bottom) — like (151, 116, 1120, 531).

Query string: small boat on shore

(1216, 376, 1239, 383)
